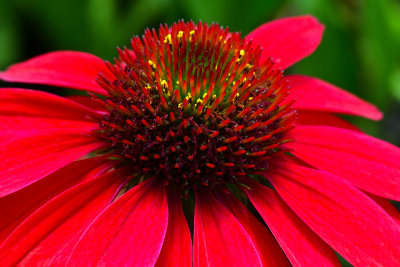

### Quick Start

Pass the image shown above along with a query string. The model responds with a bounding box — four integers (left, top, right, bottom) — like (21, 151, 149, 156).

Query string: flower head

(98, 21, 294, 195)
(1, 16, 400, 266)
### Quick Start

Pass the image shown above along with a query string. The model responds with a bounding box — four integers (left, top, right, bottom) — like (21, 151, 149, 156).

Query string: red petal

(0, 116, 98, 144)
(0, 88, 98, 121)
(0, 132, 104, 197)
(0, 168, 124, 266)
(217, 193, 290, 267)
(288, 125, 400, 201)
(269, 160, 400, 266)
(246, 15, 324, 69)
(0, 157, 111, 243)
(67, 178, 168, 266)
(68, 95, 107, 112)
(245, 180, 340, 267)
(0, 51, 113, 95)
(193, 190, 262, 267)
(288, 75, 383, 120)
(365, 192, 400, 225)
(297, 111, 361, 132)
(155, 190, 192, 267)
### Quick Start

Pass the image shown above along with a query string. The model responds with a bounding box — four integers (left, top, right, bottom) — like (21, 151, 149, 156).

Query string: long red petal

(297, 111, 360, 132)
(246, 15, 324, 69)
(155, 189, 192, 267)
(67, 178, 168, 266)
(364, 192, 400, 225)
(288, 75, 382, 120)
(269, 160, 400, 266)
(68, 95, 107, 112)
(245, 180, 340, 267)
(217, 193, 290, 267)
(0, 157, 112, 243)
(194, 190, 262, 267)
(0, 88, 98, 121)
(0, 132, 104, 197)
(288, 125, 400, 201)
(0, 168, 124, 266)
(0, 116, 98, 144)
(0, 51, 112, 95)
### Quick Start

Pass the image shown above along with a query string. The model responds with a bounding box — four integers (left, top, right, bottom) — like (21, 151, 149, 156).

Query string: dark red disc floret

(95, 20, 296, 193)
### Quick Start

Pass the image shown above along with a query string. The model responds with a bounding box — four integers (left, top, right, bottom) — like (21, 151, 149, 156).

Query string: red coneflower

(0, 16, 400, 266)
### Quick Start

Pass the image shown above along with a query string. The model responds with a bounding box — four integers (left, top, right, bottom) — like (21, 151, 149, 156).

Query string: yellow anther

(177, 31, 184, 39)
(232, 81, 236, 85)
(212, 94, 217, 99)
(245, 64, 253, 71)
(196, 98, 203, 104)
(202, 93, 208, 98)
(176, 81, 180, 85)
(178, 103, 183, 109)
(235, 93, 240, 98)
(189, 30, 195, 42)
(248, 97, 254, 101)
(240, 77, 247, 86)
(148, 60, 156, 69)
(185, 92, 192, 100)
(236, 49, 246, 62)
(161, 80, 168, 89)
(164, 34, 172, 44)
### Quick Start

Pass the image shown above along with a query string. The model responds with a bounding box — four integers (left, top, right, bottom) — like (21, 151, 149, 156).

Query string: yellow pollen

(148, 60, 156, 69)
(240, 49, 245, 56)
(240, 77, 247, 86)
(178, 103, 183, 109)
(212, 94, 217, 99)
(176, 81, 180, 85)
(177, 31, 184, 39)
(196, 98, 203, 104)
(189, 30, 195, 42)
(248, 97, 254, 101)
(235, 93, 240, 98)
(164, 34, 172, 44)
(185, 92, 192, 100)
(202, 93, 208, 98)
(161, 80, 168, 89)
(245, 64, 253, 70)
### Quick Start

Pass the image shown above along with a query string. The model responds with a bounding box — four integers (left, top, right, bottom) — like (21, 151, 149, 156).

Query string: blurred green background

(0, 0, 399, 147)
